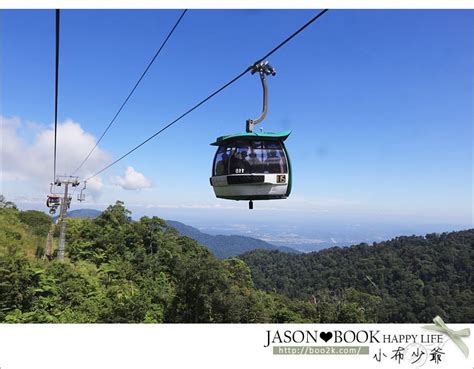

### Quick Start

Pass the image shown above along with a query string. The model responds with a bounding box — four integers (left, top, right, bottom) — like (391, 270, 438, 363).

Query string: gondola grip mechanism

(246, 61, 276, 133)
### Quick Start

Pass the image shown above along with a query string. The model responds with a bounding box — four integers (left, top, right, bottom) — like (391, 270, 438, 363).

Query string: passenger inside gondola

(213, 139, 288, 176)
(264, 149, 284, 173)
(230, 150, 250, 174)
(240, 151, 251, 173)
(215, 150, 229, 175)
(248, 151, 262, 173)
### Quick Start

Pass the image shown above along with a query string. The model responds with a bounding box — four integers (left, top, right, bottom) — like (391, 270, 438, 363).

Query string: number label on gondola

(277, 175, 286, 183)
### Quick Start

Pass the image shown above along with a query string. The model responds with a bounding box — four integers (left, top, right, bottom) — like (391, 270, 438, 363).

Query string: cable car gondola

(46, 194, 61, 214)
(209, 61, 292, 209)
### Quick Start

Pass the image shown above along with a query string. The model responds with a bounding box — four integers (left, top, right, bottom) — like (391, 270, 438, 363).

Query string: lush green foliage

(18, 210, 52, 237)
(0, 208, 44, 258)
(239, 231, 474, 323)
(1, 196, 471, 323)
(0, 201, 320, 323)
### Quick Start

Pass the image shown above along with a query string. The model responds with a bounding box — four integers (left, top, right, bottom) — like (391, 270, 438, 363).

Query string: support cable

(71, 9, 188, 175)
(53, 9, 60, 183)
(84, 9, 329, 182)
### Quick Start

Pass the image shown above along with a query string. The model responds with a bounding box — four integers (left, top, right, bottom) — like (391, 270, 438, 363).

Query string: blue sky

(1, 9, 472, 230)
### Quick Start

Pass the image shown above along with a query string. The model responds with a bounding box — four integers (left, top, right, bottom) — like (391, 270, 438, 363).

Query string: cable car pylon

(44, 176, 80, 261)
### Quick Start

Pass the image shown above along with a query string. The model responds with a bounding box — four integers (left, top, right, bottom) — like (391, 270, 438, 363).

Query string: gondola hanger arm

(246, 61, 276, 133)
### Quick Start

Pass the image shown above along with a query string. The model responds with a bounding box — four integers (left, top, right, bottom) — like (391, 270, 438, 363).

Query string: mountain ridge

(166, 219, 299, 258)
(59, 209, 299, 258)
(54, 208, 101, 221)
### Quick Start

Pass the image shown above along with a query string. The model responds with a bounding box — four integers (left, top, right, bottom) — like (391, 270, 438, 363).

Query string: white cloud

(111, 166, 152, 191)
(1, 115, 111, 199)
(86, 176, 104, 196)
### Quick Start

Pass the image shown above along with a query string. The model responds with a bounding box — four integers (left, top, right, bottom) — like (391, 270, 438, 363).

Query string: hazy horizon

(12, 200, 472, 252)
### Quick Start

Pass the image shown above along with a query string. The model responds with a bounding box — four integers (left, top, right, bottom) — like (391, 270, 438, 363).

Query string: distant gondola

(46, 194, 61, 214)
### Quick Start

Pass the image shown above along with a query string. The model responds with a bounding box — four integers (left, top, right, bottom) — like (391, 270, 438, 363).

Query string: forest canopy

(239, 229, 474, 323)
(0, 198, 472, 323)
(0, 201, 324, 323)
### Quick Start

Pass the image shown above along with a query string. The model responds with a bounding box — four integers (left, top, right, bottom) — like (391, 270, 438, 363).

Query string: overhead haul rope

(53, 9, 60, 183)
(71, 9, 188, 175)
(84, 9, 329, 182)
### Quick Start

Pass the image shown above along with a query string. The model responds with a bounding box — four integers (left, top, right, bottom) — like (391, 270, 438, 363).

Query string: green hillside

(1, 198, 471, 323)
(239, 230, 474, 322)
(0, 202, 323, 323)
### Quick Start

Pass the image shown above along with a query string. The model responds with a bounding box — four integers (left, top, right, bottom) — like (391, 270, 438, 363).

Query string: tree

(19, 210, 52, 237)
(1, 199, 472, 324)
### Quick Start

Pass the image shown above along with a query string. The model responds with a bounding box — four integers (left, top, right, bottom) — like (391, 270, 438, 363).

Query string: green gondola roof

(210, 130, 291, 146)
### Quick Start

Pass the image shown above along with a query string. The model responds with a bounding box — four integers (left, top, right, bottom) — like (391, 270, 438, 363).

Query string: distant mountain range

(61, 209, 298, 258)
(166, 220, 298, 259)
(54, 208, 102, 221)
